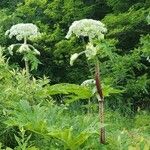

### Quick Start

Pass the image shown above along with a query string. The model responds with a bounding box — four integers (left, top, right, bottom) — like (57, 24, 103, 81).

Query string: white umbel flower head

(65, 19, 107, 41)
(6, 23, 40, 55)
(5, 23, 38, 41)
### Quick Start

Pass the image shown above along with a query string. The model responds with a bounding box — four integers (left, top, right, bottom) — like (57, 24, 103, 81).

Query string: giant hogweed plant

(66, 19, 108, 144)
(5, 23, 40, 77)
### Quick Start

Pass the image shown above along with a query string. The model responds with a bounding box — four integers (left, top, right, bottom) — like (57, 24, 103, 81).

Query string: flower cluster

(8, 44, 40, 55)
(85, 42, 98, 60)
(6, 23, 40, 55)
(65, 19, 107, 41)
(81, 79, 95, 86)
(81, 79, 96, 95)
(5, 23, 38, 41)
(69, 42, 98, 65)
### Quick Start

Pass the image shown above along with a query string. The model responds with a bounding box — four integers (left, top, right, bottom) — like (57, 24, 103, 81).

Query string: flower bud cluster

(81, 79, 96, 86)
(8, 44, 40, 55)
(85, 42, 98, 60)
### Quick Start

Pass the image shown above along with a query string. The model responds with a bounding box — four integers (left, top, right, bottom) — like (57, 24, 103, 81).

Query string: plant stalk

(24, 57, 29, 77)
(24, 36, 27, 44)
(23, 36, 29, 77)
(95, 58, 105, 144)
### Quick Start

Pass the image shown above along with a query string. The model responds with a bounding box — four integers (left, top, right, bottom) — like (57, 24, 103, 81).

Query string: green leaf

(48, 83, 93, 104)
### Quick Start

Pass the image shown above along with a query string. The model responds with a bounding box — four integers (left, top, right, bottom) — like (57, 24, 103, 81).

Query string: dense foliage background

(0, 0, 149, 149)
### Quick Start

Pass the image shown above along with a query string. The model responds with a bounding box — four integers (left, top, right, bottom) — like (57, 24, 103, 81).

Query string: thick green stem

(24, 36, 27, 44)
(95, 58, 105, 144)
(88, 98, 91, 114)
(23, 36, 29, 77)
(24, 57, 29, 77)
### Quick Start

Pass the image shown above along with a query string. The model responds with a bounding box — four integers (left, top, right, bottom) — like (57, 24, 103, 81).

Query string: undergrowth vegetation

(0, 45, 149, 149)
